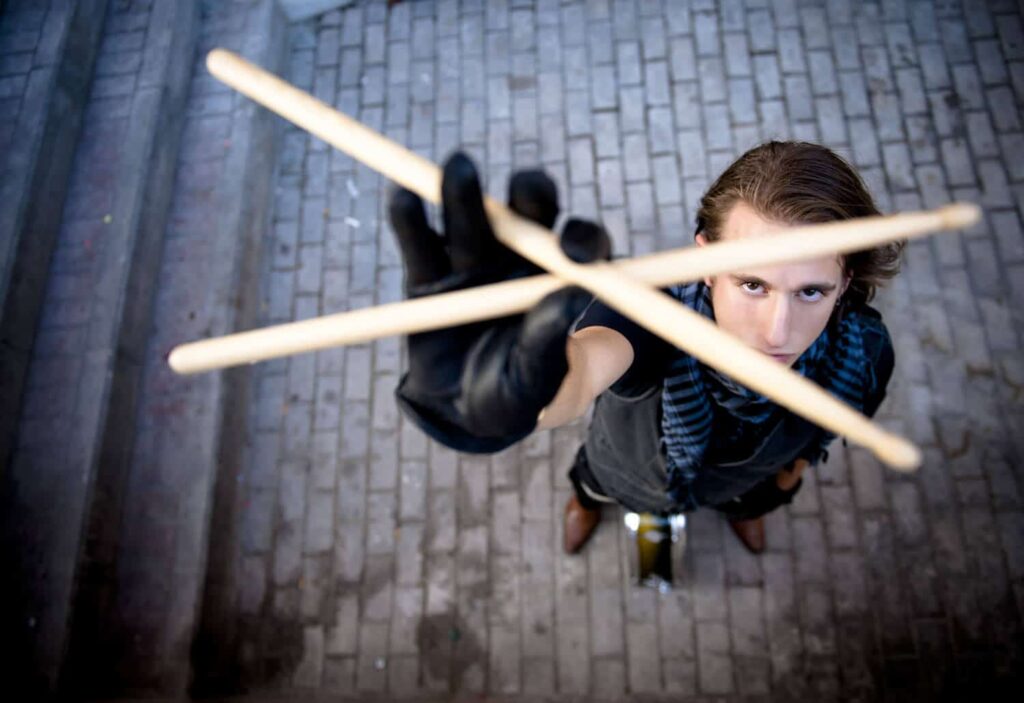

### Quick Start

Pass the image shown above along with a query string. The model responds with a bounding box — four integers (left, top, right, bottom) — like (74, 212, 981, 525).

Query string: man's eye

(799, 288, 824, 302)
(740, 281, 763, 293)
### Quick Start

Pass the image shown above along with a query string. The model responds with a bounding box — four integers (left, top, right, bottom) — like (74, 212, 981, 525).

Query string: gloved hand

(389, 152, 610, 453)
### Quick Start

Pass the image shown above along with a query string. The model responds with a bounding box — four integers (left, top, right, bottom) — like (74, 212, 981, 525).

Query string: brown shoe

(563, 495, 601, 554)
(728, 516, 766, 554)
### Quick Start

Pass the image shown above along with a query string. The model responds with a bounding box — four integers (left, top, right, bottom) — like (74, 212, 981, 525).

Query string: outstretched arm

(389, 152, 612, 453)
(536, 325, 634, 430)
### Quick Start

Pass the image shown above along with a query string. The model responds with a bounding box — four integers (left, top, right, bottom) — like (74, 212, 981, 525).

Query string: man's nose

(763, 295, 791, 349)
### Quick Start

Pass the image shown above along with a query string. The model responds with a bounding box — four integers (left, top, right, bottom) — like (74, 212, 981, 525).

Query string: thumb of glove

(510, 285, 592, 400)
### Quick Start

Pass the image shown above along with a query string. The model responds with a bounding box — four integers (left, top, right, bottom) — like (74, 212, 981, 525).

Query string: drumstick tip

(939, 202, 981, 230)
(878, 438, 922, 472)
(206, 48, 235, 75)
(167, 347, 184, 372)
(167, 346, 199, 375)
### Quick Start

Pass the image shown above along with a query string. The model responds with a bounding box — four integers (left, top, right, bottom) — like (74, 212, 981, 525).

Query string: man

(389, 141, 901, 555)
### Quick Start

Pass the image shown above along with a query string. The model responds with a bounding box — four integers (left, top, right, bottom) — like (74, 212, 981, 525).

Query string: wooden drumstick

(198, 50, 976, 471)
(169, 203, 976, 375)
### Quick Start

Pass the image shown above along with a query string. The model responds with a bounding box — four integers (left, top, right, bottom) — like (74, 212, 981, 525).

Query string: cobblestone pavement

(231, 1, 1024, 699)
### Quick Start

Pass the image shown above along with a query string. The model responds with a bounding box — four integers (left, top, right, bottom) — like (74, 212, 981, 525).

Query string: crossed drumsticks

(169, 49, 980, 472)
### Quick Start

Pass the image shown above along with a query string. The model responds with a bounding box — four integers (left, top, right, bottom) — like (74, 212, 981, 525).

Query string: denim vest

(582, 382, 819, 514)
(581, 306, 893, 514)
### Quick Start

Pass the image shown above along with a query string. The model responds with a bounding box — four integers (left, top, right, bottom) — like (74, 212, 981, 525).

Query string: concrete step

(0, 0, 198, 697)
(68, 0, 288, 696)
(0, 0, 106, 489)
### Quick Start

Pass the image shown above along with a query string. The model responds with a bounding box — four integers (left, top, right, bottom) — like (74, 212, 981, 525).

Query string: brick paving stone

(967, 111, 1001, 158)
(625, 622, 660, 692)
(626, 181, 655, 233)
(596, 158, 625, 208)
(644, 60, 671, 107)
(697, 56, 725, 104)
(693, 10, 719, 58)
(696, 621, 734, 694)
(774, 28, 804, 75)
(752, 56, 782, 105)
(884, 141, 917, 191)
(703, 102, 733, 151)
(134, 1, 1024, 699)
(650, 155, 681, 206)
(666, 37, 695, 83)
(728, 77, 756, 124)
(965, 2, 997, 37)
(746, 8, 774, 53)
(975, 39, 1008, 86)
(988, 85, 1022, 132)
(783, 74, 814, 123)
(589, 656, 625, 699)
(723, 33, 750, 78)
(815, 95, 847, 144)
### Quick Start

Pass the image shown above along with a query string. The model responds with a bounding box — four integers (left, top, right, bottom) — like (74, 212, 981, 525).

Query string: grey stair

(0, 0, 106, 484)
(67, 0, 288, 696)
(0, 0, 198, 697)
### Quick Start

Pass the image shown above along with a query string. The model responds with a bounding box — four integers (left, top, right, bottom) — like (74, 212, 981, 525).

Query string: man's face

(697, 201, 848, 367)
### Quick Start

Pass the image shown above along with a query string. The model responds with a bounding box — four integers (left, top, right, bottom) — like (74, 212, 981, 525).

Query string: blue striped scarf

(660, 282, 872, 510)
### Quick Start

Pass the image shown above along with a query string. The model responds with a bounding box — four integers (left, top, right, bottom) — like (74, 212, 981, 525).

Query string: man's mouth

(765, 352, 793, 364)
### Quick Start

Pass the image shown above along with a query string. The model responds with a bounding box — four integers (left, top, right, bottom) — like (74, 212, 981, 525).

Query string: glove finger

(508, 169, 559, 229)
(559, 218, 612, 263)
(442, 151, 500, 275)
(389, 186, 451, 290)
(499, 169, 561, 276)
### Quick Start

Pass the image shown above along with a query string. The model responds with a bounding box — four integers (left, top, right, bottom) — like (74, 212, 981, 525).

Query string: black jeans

(567, 443, 799, 519)
(567, 445, 610, 510)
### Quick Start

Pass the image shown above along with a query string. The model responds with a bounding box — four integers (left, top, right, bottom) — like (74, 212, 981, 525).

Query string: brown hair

(695, 141, 903, 306)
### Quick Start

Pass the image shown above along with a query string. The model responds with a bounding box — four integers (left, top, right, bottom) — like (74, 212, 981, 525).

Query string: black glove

(714, 476, 803, 521)
(389, 152, 610, 453)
